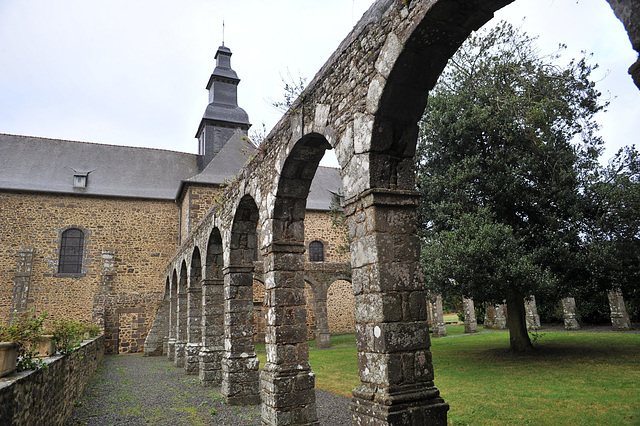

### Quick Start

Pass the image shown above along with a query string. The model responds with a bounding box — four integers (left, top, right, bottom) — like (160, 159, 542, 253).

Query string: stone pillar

(608, 289, 631, 330)
(561, 297, 580, 330)
(221, 266, 260, 405)
(167, 290, 177, 361)
(314, 288, 331, 349)
(495, 303, 507, 329)
(260, 244, 318, 425)
(346, 189, 448, 425)
(185, 285, 202, 375)
(199, 278, 224, 386)
(432, 295, 447, 337)
(174, 292, 187, 368)
(10, 247, 33, 321)
(485, 303, 507, 329)
(524, 296, 541, 331)
(462, 297, 478, 333)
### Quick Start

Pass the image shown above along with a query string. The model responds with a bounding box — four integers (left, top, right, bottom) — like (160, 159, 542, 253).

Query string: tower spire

(222, 20, 225, 47)
(195, 44, 250, 169)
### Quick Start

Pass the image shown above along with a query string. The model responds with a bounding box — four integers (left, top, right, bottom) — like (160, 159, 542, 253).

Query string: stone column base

(221, 356, 260, 405)
(350, 385, 449, 425)
(174, 341, 186, 368)
(199, 348, 223, 386)
(316, 332, 331, 349)
(563, 318, 580, 330)
(167, 339, 176, 361)
(184, 343, 201, 375)
(260, 364, 318, 425)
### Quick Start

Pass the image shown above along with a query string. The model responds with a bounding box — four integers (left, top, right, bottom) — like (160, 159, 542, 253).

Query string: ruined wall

(94, 293, 163, 354)
(0, 336, 104, 425)
(0, 192, 178, 330)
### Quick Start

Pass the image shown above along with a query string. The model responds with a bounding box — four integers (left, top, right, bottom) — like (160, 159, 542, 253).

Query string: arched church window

(58, 228, 84, 273)
(309, 241, 324, 262)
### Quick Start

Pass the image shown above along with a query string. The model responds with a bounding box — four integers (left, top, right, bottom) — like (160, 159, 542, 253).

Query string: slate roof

(0, 133, 198, 200)
(307, 166, 342, 211)
(184, 129, 255, 186)
(0, 133, 343, 210)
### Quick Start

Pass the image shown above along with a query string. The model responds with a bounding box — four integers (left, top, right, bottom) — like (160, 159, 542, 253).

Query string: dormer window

(74, 174, 87, 188)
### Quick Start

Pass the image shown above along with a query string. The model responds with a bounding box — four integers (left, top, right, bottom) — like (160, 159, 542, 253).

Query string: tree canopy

(416, 21, 619, 351)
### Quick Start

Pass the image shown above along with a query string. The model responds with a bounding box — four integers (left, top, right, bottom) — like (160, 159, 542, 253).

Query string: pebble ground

(65, 354, 352, 425)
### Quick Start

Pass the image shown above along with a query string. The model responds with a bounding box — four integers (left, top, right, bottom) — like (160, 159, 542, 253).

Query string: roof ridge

(0, 133, 196, 155)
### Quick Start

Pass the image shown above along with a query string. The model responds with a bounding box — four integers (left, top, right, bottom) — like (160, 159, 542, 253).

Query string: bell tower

(195, 45, 250, 169)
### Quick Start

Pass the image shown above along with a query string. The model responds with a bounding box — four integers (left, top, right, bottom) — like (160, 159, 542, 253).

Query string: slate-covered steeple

(195, 45, 250, 169)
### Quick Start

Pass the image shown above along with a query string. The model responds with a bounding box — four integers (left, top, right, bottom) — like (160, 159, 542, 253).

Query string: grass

(257, 331, 639, 424)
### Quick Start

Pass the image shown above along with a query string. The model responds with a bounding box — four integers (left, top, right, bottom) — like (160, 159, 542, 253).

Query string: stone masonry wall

(0, 192, 178, 334)
(94, 293, 163, 354)
(326, 279, 355, 334)
(0, 335, 104, 425)
(180, 185, 224, 243)
(304, 210, 350, 263)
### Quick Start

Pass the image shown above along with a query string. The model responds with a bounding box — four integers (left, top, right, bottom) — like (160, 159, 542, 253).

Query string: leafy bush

(0, 309, 47, 371)
(82, 323, 101, 339)
(51, 320, 84, 355)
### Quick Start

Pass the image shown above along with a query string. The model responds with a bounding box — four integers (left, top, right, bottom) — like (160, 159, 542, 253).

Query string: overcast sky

(0, 0, 637, 167)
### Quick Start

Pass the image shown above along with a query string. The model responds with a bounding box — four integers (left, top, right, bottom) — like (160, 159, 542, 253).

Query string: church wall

(303, 210, 349, 263)
(179, 185, 224, 243)
(0, 192, 179, 338)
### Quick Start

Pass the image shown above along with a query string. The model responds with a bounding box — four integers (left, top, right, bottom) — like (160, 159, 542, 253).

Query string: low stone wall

(0, 335, 104, 425)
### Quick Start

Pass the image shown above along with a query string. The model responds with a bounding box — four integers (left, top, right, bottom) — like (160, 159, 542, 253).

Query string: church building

(0, 45, 351, 354)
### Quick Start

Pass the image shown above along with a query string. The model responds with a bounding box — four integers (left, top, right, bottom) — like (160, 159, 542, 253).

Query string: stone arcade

(155, 1, 639, 425)
(1, 0, 638, 425)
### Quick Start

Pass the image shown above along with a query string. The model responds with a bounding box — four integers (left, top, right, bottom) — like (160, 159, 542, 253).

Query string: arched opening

(260, 132, 332, 421)
(221, 195, 261, 405)
(185, 248, 202, 375)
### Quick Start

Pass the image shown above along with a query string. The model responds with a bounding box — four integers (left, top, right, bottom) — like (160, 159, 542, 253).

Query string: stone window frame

(308, 240, 325, 262)
(54, 226, 90, 278)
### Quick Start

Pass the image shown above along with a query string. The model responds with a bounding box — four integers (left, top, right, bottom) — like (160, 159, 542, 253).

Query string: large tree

(417, 22, 607, 351)
(582, 146, 640, 313)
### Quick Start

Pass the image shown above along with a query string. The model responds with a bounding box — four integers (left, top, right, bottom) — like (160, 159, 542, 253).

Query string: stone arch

(221, 194, 261, 405)
(185, 247, 203, 375)
(174, 260, 188, 368)
(327, 279, 355, 335)
(260, 133, 332, 423)
(200, 227, 225, 386)
(167, 269, 178, 361)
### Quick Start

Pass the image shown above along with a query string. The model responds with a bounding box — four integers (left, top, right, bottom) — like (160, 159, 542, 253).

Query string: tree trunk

(505, 289, 534, 352)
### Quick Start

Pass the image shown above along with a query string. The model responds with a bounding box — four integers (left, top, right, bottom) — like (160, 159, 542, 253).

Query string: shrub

(0, 309, 48, 371)
(51, 320, 84, 355)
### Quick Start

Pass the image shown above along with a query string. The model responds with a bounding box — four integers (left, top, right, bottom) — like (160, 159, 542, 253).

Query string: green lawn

(256, 331, 640, 425)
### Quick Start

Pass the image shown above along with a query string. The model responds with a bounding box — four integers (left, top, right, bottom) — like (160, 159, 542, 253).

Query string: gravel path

(66, 354, 352, 426)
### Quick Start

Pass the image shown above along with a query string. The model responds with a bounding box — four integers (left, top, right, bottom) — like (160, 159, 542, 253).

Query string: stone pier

(347, 190, 448, 425)
(561, 297, 580, 330)
(462, 297, 478, 333)
(199, 278, 224, 386)
(608, 289, 631, 330)
(524, 296, 541, 331)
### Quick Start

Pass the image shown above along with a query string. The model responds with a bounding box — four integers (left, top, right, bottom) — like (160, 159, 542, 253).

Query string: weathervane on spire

(222, 20, 225, 47)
